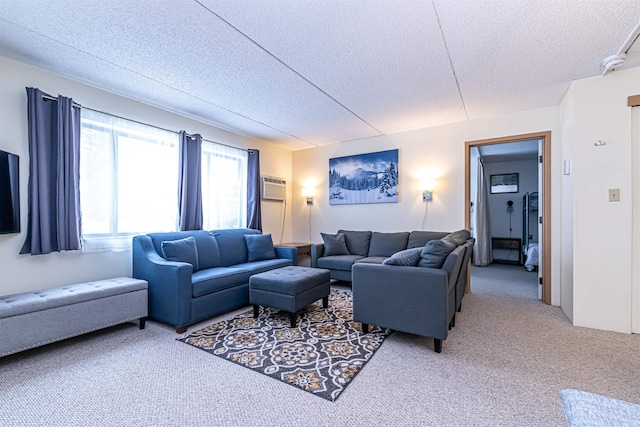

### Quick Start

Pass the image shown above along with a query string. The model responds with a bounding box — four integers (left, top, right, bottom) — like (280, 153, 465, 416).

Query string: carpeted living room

(1, 2, 640, 426)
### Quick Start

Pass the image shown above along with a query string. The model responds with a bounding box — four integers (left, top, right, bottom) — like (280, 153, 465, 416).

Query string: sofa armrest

(352, 263, 451, 339)
(311, 244, 325, 268)
(274, 246, 297, 264)
(132, 235, 193, 327)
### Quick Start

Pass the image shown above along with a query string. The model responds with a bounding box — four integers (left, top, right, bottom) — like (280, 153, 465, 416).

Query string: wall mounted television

(0, 149, 20, 234)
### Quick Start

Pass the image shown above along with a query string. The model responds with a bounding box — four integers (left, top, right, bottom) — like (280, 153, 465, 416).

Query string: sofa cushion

(418, 239, 457, 268)
(407, 231, 450, 248)
(442, 229, 471, 246)
(317, 255, 364, 271)
(148, 230, 221, 269)
(233, 258, 292, 275)
(338, 230, 372, 256)
(355, 256, 387, 264)
(321, 232, 350, 256)
(368, 232, 410, 257)
(191, 267, 252, 297)
(212, 228, 261, 267)
(244, 233, 277, 262)
(382, 247, 423, 266)
(161, 236, 199, 271)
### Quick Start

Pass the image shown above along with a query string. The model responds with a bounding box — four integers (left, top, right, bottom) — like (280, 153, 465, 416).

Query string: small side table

(276, 243, 312, 267)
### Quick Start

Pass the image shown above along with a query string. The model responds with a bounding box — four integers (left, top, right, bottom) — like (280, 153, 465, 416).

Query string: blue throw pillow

(244, 234, 277, 262)
(382, 247, 423, 266)
(161, 236, 199, 271)
(321, 232, 350, 256)
(417, 239, 457, 268)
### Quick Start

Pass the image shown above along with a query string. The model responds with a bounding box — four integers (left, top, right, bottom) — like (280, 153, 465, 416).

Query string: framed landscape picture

(329, 149, 398, 205)
(490, 173, 519, 194)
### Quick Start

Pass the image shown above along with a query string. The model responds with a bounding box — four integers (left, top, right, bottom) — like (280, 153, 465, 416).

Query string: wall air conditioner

(261, 176, 286, 201)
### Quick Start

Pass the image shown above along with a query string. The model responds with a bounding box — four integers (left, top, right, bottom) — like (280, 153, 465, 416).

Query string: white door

(538, 139, 544, 300)
(632, 107, 640, 333)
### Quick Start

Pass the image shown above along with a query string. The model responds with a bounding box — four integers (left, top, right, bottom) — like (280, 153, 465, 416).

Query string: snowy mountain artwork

(329, 149, 399, 205)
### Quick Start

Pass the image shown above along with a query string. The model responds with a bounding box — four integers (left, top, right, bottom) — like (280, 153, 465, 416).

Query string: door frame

(464, 131, 552, 304)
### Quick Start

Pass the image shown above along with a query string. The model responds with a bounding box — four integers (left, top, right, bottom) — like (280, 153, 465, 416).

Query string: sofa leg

(322, 296, 328, 308)
(361, 323, 369, 334)
(253, 304, 259, 318)
(175, 326, 187, 334)
(451, 313, 456, 328)
(289, 312, 297, 328)
(457, 302, 462, 313)
(434, 339, 442, 353)
(139, 317, 146, 330)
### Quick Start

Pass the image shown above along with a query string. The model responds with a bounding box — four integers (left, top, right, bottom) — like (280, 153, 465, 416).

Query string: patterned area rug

(178, 289, 390, 401)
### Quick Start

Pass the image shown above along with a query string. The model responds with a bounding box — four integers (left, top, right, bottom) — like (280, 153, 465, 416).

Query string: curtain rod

(41, 94, 250, 153)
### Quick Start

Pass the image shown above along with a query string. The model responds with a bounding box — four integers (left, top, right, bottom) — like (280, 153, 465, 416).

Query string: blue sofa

(132, 228, 295, 333)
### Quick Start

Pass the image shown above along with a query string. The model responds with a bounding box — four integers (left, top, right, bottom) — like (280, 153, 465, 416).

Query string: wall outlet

(608, 188, 620, 202)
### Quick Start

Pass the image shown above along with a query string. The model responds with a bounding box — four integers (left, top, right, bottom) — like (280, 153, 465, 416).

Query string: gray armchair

(352, 245, 465, 353)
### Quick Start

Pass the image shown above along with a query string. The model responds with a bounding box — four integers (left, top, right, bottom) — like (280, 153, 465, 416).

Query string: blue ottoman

(249, 266, 331, 327)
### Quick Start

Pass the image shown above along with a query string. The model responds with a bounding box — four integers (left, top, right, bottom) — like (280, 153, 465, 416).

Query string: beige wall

(292, 107, 563, 305)
(0, 57, 292, 295)
(567, 67, 639, 333)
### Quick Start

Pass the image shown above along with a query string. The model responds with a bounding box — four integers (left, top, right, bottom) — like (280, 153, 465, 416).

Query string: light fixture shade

(301, 187, 315, 197)
(419, 179, 435, 191)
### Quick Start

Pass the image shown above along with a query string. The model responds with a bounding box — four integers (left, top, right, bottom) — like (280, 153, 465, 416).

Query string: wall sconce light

(419, 179, 435, 202)
(301, 187, 314, 205)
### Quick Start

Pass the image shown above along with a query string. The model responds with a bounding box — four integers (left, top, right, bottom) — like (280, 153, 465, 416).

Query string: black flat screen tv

(0, 149, 20, 234)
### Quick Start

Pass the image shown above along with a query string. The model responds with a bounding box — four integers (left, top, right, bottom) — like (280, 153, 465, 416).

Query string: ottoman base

(249, 266, 331, 327)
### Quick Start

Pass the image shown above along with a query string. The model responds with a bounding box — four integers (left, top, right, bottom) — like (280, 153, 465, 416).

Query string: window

(80, 110, 179, 251)
(201, 141, 247, 230)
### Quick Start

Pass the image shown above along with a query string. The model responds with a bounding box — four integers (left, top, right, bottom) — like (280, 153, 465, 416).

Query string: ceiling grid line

(431, 0, 469, 120)
(194, 0, 383, 139)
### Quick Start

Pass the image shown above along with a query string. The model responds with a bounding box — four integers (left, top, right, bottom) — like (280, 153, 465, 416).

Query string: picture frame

(329, 149, 399, 205)
(490, 173, 519, 194)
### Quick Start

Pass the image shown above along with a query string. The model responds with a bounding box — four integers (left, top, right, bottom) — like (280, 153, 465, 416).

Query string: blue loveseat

(132, 228, 295, 333)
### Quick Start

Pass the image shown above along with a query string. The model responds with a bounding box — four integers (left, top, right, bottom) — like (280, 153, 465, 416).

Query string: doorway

(465, 132, 552, 305)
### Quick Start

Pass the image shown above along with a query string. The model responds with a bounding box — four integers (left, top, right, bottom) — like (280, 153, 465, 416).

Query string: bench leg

(253, 304, 259, 318)
(139, 317, 146, 330)
(322, 296, 328, 308)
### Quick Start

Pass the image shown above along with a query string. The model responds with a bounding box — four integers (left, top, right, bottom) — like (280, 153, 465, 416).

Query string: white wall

(484, 159, 538, 245)
(0, 57, 292, 295)
(292, 107, 563, 305)
(559, 83, 575, 323)
(568, 67, 639, 333)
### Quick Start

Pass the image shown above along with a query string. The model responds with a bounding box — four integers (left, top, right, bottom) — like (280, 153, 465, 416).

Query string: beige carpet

(1, 263, 638, 426)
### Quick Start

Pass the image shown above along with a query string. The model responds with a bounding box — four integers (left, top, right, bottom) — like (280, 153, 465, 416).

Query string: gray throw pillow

(244, 234, 277, 262)
(418, 239, 457, 268)
(382, 247, 423, 266)
(161, 236, 199, 271)
(442, 229, 471, 246)
(321, 232, 349, 256)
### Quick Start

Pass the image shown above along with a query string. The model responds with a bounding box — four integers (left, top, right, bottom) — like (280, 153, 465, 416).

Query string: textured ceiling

(0, 1, 639, 151)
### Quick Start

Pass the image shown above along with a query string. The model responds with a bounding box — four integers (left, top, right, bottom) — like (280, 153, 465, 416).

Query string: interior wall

(569, 67, 639, 333)
(292, 106, 562, 304)
(559, 83, 575, 323)
(484, 159, 538, 248)
(0, 56, 293, 295)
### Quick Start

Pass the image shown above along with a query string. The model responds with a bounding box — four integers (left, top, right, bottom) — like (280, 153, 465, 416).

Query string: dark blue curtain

(247, 149, 262, 231)
(178, 131, 202, 231)
(21, 88, 81, 255)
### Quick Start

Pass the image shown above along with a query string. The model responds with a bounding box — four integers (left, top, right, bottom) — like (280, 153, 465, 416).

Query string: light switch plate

(609, 188, 620, 202)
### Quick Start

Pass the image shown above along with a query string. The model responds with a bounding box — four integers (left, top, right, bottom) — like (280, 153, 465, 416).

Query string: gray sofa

(313, 229, 473, 353)
(133, 228, 295, 333)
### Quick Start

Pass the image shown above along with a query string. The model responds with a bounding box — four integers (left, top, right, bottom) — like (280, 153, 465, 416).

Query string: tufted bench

(249, 266, 331, 327)
(0, 277, 148, 357)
